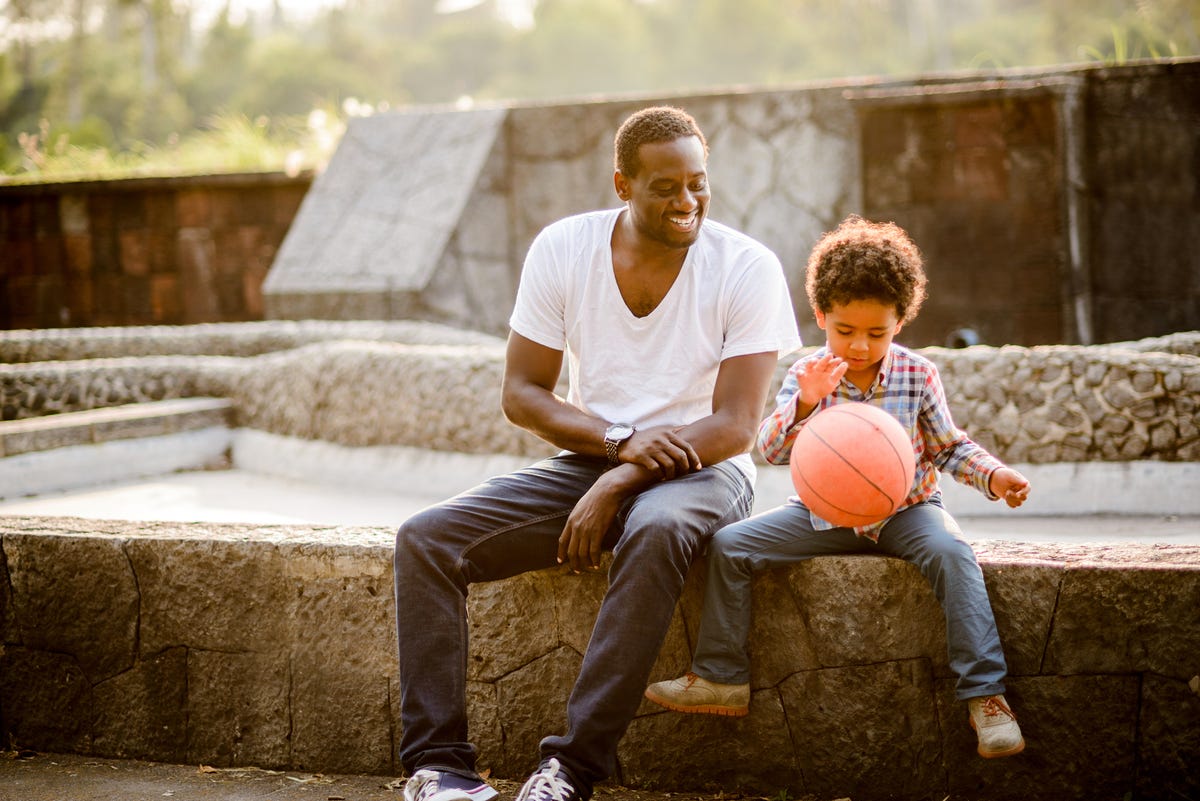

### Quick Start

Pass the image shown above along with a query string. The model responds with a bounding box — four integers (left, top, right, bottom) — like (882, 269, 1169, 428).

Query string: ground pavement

(0, 751, 844, 801)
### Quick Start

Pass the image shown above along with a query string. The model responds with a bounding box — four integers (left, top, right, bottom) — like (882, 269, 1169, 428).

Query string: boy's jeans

(691, 496, 1008, 699)
(394, 453, 754, 791)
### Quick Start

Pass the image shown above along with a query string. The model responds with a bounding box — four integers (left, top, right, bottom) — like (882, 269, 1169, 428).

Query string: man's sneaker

(514, 758, 584, 801)
(644, 672, 750, 717)
(403, 768, 499, 801)
(967, 694, 1026, 758)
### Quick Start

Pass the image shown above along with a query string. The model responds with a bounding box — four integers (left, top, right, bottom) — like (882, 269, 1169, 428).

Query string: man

(394, 106, 801, 801)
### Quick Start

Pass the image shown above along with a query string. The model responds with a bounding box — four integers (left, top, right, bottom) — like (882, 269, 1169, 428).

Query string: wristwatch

(603, 423, 636, 468)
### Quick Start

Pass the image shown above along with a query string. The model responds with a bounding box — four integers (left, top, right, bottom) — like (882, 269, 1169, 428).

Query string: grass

(1, 109, 347, 186)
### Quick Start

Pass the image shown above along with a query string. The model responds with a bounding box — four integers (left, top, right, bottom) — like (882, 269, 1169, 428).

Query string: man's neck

(612, 209, 690, 273)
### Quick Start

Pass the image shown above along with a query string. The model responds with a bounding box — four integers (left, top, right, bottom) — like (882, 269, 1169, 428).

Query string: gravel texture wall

(2, 324, 1197, 465)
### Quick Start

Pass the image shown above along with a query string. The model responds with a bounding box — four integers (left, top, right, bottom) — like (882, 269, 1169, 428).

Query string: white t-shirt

(509, 208, 802, 481)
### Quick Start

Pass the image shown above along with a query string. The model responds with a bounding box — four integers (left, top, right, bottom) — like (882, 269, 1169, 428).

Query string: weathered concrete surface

(2, 517, 1197, 801)
(261, 108, 512, 330)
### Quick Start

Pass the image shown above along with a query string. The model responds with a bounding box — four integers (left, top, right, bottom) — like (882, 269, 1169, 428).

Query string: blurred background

(2, 0, 1198, 181)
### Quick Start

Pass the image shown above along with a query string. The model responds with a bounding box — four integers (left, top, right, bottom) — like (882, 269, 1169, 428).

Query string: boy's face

(815, 299, 903, 384)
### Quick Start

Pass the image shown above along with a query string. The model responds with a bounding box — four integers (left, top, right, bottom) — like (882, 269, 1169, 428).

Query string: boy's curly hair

(614, 106, 707, 178)
(805, 214, 928, 323)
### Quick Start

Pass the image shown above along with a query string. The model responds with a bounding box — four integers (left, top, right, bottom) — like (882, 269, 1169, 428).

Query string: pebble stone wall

(0, 323, 1197, 465)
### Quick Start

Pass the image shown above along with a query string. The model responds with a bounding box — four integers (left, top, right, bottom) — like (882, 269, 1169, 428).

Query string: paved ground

(0, 751, 817, 801)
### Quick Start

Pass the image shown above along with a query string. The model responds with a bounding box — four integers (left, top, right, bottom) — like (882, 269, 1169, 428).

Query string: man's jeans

(691, 496, 1009, 699)
(394, 453, 754, 791)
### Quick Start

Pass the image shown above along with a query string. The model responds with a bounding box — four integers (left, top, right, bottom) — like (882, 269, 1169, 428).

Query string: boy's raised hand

(796, 352, 849, 407)
(990, 467, 1031, 508)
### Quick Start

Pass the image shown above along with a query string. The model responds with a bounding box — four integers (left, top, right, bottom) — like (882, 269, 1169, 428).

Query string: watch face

(607, 424, 634, 440)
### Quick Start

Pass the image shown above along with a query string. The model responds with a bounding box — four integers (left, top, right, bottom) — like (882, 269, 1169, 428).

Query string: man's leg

(537, 462, 754, 793)
(394, 455, 604, 778)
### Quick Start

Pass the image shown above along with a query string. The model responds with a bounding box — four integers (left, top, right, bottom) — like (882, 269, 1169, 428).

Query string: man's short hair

(614, 106, 708, 178)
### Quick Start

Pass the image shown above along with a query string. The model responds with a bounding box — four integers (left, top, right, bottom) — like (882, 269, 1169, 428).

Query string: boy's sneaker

(967, 694, 1026, 758)
(514, 758, 584, 801)
(644, 672, 750, 717)
(403, 768, 499, 801)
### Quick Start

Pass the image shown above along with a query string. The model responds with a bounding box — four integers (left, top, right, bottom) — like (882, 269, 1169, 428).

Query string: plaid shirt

(757, 344, 1004, 541)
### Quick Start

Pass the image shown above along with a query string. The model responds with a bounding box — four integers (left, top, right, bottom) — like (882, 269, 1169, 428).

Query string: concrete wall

(262, 58, 1200, 347)
(1, 518, 1197, 801)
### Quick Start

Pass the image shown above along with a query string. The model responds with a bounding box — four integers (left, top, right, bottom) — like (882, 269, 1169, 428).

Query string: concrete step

(0, 398, 232, 458)
(0, 399, 234, 501)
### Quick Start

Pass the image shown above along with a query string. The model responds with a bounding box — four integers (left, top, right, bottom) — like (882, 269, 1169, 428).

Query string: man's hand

(618, 424, 702, 480)
(557, 470, 627, 573)
(990, 467, 1031, 508)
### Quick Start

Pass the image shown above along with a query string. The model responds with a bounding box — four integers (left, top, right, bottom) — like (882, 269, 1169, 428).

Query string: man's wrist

(603, 423, 636, 467)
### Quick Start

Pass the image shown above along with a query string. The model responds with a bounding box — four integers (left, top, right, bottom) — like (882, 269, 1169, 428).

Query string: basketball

(789, 403, 916, 528)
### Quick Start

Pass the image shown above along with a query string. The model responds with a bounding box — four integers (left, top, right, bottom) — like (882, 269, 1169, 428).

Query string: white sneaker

(514, 758, 583, 801)
(644, 672, 750, 717)
(403, 769, 499, 801)
(967, 694, 1026, 758)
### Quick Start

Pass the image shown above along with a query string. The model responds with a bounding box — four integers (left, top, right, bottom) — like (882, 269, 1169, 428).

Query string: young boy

(644, 215, 1030, 759)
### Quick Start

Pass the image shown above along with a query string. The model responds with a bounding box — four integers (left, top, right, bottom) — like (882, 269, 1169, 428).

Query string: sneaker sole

(422, 786, 500, 801)
(970, 719, 1026, 758)
(643, 689, 749, 717)
(977, 738, 1026, 759)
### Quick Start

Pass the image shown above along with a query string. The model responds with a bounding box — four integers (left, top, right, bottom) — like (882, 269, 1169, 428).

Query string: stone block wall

(1, 323, 1197, 464)
(0, 172, 311, 330)
(1, 518, 1197, 801)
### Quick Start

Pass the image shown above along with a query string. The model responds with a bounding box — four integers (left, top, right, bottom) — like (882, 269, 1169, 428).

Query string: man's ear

(614, 171, 630, 202)
(814, 309, 827, 330)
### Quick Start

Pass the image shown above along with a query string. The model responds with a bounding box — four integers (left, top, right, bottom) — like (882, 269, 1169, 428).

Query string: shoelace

(519, 758, 576, 801)
(981, 696, 1017, 721)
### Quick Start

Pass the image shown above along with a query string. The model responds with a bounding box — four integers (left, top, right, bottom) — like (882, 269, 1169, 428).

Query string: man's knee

(614, 507, 705, 564)
(395, 506, 450, 566)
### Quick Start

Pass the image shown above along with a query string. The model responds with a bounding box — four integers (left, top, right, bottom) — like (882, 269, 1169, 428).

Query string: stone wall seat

(0, 518, 1196, 801)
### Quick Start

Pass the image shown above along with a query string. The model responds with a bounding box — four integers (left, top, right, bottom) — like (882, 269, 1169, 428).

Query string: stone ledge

(0, 398, 233, 458)
(0, 320, 503, 364)
(1, 518, 1196, 801)
(3, 335, 1196, 463)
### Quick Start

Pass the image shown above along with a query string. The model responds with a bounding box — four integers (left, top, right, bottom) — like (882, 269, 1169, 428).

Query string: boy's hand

(990, 467, 1031, 508)
(796, 353, 848, 407)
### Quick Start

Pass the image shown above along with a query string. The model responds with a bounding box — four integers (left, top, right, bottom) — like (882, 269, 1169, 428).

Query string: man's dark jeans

(393, 453, 754, 792)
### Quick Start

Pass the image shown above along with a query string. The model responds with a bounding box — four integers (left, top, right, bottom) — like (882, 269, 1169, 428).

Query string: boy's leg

(691, 501, 870, 684)
(874, 500, 1007, 699)
(394, 455, 604, 778)
(539, 461, 755, 794)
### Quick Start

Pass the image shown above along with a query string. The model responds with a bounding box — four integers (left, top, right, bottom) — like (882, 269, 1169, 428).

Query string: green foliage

(2, 0, 1198, 182)
(0, 109, 343, 183)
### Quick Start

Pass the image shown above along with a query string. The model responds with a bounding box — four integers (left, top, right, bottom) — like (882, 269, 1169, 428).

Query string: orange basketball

(789, 403, 916, 528)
